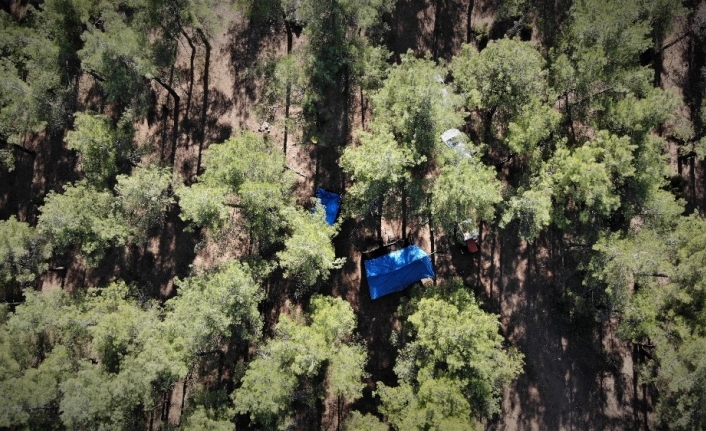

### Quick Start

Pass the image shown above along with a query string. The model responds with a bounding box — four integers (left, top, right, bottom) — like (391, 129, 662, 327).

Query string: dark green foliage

(587, 213, 706, 429)
(0, 217, 50, 299)
(37, 180, 129, 266)
(0, 11, 71, 147)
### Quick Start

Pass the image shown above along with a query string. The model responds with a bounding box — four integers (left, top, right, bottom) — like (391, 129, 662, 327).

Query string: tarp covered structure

(315, 188, 341, 226)
(364, 245, 435, 300)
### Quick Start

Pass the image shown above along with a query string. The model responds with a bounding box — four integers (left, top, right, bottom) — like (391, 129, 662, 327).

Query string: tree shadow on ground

(386, 0, 469, 61)
(178, 87, 234, 182)
(473, 223, 651, 431)
(79, 205, 198, 299)
(228, 13, 287, 121)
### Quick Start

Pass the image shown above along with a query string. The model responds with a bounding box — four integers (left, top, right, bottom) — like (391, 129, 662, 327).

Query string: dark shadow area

(84, 205, 201, 299)
(180, 87, 234, 181)
(481, 224, 643, 431)
(228, 13, 286, 111)
(387, 0, 475, 61)
(0, 146, 35, 223)
(386, 0, 436, 58)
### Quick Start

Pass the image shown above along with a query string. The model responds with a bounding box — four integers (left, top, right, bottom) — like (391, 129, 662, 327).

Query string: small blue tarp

(364, 245, 435, 300)
(315, 189, 341, 226)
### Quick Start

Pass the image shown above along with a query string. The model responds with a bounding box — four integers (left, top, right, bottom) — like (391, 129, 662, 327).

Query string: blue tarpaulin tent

(364, 245, 435, 300)
(315, 189, 341, 226)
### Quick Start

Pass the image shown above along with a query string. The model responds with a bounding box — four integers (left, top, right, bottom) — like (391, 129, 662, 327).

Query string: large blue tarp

(364, 245, 435, 300)
(315, 189, 341, 226)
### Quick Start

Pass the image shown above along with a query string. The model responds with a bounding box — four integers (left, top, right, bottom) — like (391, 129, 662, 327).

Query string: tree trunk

(182, 29, 196, 118)
(565, 93, 576, 142)
(179, 370, 191, 423)
(343, 63, 350, 144)
(484, 107, 495, 144)
(283, 16, 293, 156)
(153, 77, 180, 167)
(360, 86, 365, 128)
(9, 143, 36, 158)
(401, 184, 407, 241)
(196, 28, 211, 177)
(466, 0, 475, 44)
(428, 196, 436, 285)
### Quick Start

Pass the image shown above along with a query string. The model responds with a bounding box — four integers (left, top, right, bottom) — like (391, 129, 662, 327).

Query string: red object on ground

(466, 238, 479, 253)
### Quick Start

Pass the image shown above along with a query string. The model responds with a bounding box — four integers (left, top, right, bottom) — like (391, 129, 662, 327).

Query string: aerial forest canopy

(1, 0, 706, 429)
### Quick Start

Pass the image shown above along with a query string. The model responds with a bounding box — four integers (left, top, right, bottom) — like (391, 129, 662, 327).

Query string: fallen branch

(286, 164, 307, 178)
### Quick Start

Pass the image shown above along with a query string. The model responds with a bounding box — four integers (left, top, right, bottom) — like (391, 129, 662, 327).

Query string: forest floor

(7, 0, 705, 429)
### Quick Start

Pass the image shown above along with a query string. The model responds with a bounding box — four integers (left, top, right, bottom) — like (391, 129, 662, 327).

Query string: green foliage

(78, 7, 157, 108)
(181, 406, 235, 431)
(66, 111, 135, 187)
(379, 282, 523, 427)
(551, 0, 654, 124)
(37, 180, 129, 266)
(371, 52, 464, 159)
(168, 262, 264, 358)
(146, 0, 225, 38)
(340, 127, 418, 216)
(176, 131, 293, 241)
(234, 295, 366, 428)
(0, 283, 164, 429)
(0, 12, 70, 145)
(586, 213, 706, 429)
(504, 98, 561, 162)
(175, 182, 231, 230)
(0, 217, 50, 297)
(351, 43, 391, 95)
(0, 343, 73, 428)
(452, 38, 547, 125)
(499, 175, 553, 240)
(0, 272, 262, 429)
(277, 205, 345, 289)
(549, 131, 636, 226)
(115, 164, 173, 242)
(255, 52, 310, 118)
(653, 334, 706, 430)
(342, 411, 387, 431)
(377, 379, 479, 431)
(430, 157, 502, 233)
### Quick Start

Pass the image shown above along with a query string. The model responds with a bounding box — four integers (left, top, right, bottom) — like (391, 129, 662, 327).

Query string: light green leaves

(234, 295, 366, 428)
(378, 283, 523, 428)
(277, 205, 345, 289)
(452, 39, 547, 121)
(371, 53, 464, 159)
(38, 180, 129, 266)
(115, 164, 173, 242)
(176, 131, 293, 240)
(431, 158, 502, 233)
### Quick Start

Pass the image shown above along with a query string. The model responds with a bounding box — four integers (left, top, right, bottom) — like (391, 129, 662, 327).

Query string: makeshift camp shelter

(314, 189, 341, 226)
(364, 245, 435, 300)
